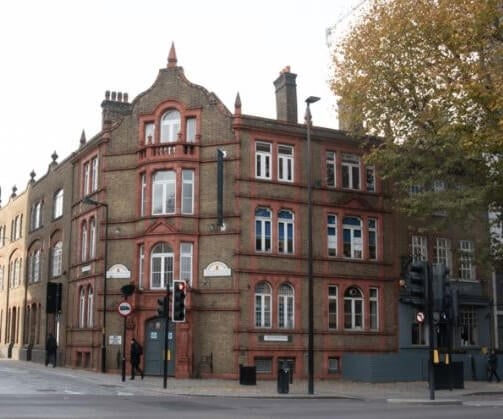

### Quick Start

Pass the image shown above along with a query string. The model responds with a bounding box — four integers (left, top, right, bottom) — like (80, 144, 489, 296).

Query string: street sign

(118, 301, 133, 317)
(416, 311, 425, 323)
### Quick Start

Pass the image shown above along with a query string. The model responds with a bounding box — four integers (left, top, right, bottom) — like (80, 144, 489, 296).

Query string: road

(1, 360, 502, 419)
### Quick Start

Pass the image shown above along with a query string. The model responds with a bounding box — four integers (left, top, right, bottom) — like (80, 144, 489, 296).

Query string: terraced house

(0, 45, 495, 382)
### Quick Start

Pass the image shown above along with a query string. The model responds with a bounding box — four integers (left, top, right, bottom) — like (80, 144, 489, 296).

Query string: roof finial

(80, 129, 86, 146)
(234, 92, 242, 116)
(167, 42, 178, 68)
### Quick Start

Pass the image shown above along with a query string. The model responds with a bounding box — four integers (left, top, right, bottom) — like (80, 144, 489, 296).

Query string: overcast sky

(0, 0, 364, 203)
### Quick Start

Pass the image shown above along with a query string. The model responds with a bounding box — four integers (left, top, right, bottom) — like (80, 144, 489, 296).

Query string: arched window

(87, 287, 94, 328)
(278, 210, 294, 254)
(343, 216, 362, 259)
(255, 282, 271, 328)
(81, 221, 88, 262)
(150, 243, 174, 289)
(255, 208, 272, 252)
(344, 287, 363, 330)
(79, 287, 86, 328)
(160, 110, 181, 143)
(89, 218, 96, 259)
(152, 171, 176, 215)
(278, 283, 294, 328)
(52, 241, 63, 277)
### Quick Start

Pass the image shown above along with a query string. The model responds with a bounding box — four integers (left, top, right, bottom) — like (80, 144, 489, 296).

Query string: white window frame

(91, 157, 99, 192)
(87, 287, 94, 328)
(278, 283, 294, 329)
(89, 218, 96, 259)
(344, 287, 364, 330)
(326, 151, 336, 187)
(328, 285, 338, 330)
(366, 166, 376, 192)
(327, 214, 337, 257)
(342, 153, 360, 190)
(278, 210, 294, 254)
(180, 243, 193, 286)
(140, 173, 147, 216)
(369, 287, 379, 331)
(181, 169, 194, 215)
(150, 243, 174, 290)
(459, 240, 475, 280)
(52, 241, 63, 277)
(186, 117, 196, 143)
(368, 218, 377, 260)
(79, 287, 86, 328)
(255, 282, 271, 328)
(33, 249, 41, 283)
(277, 144, 294, 182)
(255, 208, 272, 252)
(255, 142, 271, 180)
(53, 189, 64, 219)
(138, 244, 145, 289)
(343, 216, 362, 259)
(160, 110, 181, 143)
(144, 122, 155, 144)
(83, 162, 90, 195)
(152, 170, 176, 215)
(81, 222, 88, 262)
(434, 238, 452, 270)
(411, 235, 428, 261)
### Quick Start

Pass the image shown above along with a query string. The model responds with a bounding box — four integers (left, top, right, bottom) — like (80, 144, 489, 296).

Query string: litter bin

(239, 365, 256, 385)
(277, 367, 290, 394)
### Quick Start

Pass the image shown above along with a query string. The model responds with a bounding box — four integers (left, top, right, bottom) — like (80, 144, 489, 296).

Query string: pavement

(4, 360, 503, 405)
(19, 361, 503, 406)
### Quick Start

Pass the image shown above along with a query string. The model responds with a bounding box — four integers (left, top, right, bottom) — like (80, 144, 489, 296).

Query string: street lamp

(305, 96, 320, 395)
(83, 196, 109, 373)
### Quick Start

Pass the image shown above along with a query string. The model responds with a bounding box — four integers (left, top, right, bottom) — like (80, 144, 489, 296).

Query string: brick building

(0, 44, 494, 381)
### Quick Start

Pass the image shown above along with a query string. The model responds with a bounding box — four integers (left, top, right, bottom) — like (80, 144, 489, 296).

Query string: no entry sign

(118, 301, 133, 317)
(416, 311, 425, 323)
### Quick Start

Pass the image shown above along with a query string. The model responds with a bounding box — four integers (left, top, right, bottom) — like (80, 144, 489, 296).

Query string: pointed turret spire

(167, 42, 178, 68)
(80, 129, 86, 147)
(234, 92, 242, 116)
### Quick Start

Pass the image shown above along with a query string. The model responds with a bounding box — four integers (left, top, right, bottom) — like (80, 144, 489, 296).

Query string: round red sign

(118, 301, 133, 317)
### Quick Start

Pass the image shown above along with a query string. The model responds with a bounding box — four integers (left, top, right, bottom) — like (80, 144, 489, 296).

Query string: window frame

(255, 208, 272, 253)
(344, 287, 364, 330)
(254, 282, 272, 328)
(150, 243, 174, 290)
(278, 283, 294, 329)
(255, 142, 272, 180)
(277, 144, 294, 182)
(277, 210, 294, 254)
(53, 189, 64, 219)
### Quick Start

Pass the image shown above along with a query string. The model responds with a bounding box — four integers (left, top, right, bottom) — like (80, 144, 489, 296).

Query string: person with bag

(130, 338, 144, 380)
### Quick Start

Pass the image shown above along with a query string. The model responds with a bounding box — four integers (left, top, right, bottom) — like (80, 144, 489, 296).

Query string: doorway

(144, 317, 176, 376)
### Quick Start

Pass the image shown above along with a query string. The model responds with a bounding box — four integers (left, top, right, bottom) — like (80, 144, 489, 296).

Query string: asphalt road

(1, 361, 502, 418)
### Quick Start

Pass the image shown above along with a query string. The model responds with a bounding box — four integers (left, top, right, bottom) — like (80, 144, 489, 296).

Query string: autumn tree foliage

(331, 0, 502, 233)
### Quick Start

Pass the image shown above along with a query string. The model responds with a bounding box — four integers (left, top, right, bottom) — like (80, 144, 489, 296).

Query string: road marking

(64, 390, 83, 395)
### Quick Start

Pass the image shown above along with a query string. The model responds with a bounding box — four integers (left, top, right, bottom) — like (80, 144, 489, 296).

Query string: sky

(0, 0, 364, 203)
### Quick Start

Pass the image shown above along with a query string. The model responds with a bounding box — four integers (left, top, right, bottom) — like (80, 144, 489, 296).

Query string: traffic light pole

(163, 294, 170, 389)
(427, 263, 435, 400)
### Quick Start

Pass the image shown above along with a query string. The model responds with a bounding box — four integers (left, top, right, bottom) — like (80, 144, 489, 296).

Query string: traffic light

(172, 280, 186, 322)
(432, 264, 450, 314)
(157, 296, 168, 318)
(408, 260, 428, 303)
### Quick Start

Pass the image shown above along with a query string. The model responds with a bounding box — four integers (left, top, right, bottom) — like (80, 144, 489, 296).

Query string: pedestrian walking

(487, 349, 501, 382)
(130, 338, 144, 380)
(45, 333, 58, 367)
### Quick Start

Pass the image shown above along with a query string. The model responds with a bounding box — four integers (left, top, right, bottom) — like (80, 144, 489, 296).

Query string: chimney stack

(273, 66, 298, 123)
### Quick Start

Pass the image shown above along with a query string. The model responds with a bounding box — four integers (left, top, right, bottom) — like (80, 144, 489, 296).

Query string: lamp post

(83, 196, 109, 373)
(305, 96, 320, 395)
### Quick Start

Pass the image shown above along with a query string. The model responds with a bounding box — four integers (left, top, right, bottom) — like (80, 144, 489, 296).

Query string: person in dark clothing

(45, 333, 58, 367)
(130, 338, 144, 380)
(487, 349, 501, 382)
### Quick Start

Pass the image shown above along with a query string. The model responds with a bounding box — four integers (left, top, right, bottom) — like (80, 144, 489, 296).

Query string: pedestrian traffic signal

(157, 296, 168, 318)
(408, 260, 428, 302)
(172, 280, 186, 322)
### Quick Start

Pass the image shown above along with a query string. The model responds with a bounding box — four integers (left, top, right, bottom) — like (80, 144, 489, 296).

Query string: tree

(331, 0, 503, 231)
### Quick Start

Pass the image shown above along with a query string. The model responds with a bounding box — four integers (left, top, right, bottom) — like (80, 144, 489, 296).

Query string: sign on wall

(203, 261, 231, 277)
